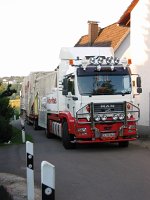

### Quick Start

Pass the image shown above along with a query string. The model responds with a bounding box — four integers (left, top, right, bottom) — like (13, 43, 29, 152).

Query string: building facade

(75, 21, 130, 60)
(75, 0, 150, 126)
(131, 0, 150, 126)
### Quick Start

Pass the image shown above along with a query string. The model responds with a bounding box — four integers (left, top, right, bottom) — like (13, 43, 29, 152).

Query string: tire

(45, 128, 54, 138)
(45, 121, 54, 138)
(33, 119, 39, 130)
(62, 121, 76, 149)
(26, 117, 32, 125)
(118, 141, 129, 148)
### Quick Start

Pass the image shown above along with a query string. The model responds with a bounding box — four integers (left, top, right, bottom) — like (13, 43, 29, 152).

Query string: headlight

(94, 115, 101, 122)
(113, 114, 118, 120)
(119, 114, 125, 120)
(127, 103, 133, 110)
(77, 128, 87, 133)
(127, 113, 131, 119)
(101, 115, 107, 121)
(128, 125, 136, 129)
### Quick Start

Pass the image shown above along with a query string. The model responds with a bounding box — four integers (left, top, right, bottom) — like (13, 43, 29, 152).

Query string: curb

(0, 173, 41, 200)
(131, 139, 150, 149)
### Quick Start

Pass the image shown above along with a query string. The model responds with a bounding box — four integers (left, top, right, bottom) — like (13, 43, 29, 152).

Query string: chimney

(88, 21, 99, 46)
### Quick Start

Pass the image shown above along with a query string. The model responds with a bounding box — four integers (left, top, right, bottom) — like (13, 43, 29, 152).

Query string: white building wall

(115, 33, 131, 60)
(131, 0, 150, 126)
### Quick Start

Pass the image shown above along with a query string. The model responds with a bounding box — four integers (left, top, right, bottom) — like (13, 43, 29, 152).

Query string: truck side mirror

(136, 76, 141, 88)
(72, 96, 78, 101)
(62, 78, 68, 95)
(137, 87, 142, 94)
(136, 76, 142, 94)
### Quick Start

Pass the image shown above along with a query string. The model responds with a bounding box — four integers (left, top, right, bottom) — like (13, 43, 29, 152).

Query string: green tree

(0, 83, 16, 142)
(0, 84, 16, 98)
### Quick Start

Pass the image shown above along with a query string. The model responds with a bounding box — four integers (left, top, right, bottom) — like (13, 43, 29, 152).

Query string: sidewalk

(132, 139, 150, 149)
(132, 125, 150, 149)
(137, 125, 150, 139)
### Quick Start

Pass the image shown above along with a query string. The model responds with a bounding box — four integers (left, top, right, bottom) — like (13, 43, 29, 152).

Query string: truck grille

(76, 101, 140, 124)
(94, 103, 124, 113)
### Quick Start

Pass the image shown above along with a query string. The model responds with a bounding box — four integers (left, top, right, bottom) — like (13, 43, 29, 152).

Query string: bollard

(41, 161, 55, 200)
(14, 115, 16, 120)
(22, 127, 26, 143)
(21, 115, 26, 143)
(26, 141, 34, 200)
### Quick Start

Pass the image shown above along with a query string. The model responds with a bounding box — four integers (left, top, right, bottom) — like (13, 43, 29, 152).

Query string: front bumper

(74, 101, 139, 143)
(75, 137, 137, 144)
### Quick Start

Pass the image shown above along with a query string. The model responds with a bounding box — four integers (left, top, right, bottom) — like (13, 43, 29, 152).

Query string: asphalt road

(1, 119, 150, 200)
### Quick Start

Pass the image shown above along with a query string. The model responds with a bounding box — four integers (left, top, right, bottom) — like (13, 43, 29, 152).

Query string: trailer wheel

(45, 121, 54, 138)
(62, 121, 76, 149)
(26, 117, 32, 125)
(118, 141, 129, 147)
(33, 119, 39, 130)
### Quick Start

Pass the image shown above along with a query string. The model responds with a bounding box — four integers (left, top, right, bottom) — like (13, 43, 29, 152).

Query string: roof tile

(75, 23, 129, 51)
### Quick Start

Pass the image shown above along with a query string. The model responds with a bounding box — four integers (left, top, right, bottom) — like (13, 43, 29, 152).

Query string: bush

(0, 185, 14, 200)
(14, 107, 20, 120)
(0, 84, 16, 143)
(0, 97, 14, 120)
(0, 116, 13, 142)
(0, 98, 14, 143)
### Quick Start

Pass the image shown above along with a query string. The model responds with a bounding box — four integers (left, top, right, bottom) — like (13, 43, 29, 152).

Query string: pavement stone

(131, 125, 150, 149)
(131, 139, 150, 149)
(137, 125, 150, 139)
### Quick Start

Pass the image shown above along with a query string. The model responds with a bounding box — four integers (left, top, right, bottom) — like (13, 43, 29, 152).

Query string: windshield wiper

(81, 92, 92, 97)
(117, 91, 131, 96)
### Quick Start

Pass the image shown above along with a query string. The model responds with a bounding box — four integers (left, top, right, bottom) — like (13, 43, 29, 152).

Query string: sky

(0, 0, 133, 77)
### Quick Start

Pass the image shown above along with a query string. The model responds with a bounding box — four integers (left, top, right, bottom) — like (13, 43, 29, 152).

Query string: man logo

(100, 104, 115, 109)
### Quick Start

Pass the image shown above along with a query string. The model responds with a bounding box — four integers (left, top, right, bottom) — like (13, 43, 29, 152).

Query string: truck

(20, 47, 142, 149)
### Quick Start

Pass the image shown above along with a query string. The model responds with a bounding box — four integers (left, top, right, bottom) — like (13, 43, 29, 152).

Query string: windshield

(77, 75, 131, 96)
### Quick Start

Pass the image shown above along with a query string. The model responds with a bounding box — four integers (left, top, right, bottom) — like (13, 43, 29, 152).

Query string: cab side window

(68, 77, 75, 95)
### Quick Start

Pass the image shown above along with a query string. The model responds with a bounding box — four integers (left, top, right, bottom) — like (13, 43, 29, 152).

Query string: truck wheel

(45, 128, 54, 138)
(118, 141, 129, 147)
(45, 121, 54, 138)
(62, 121, 76, 149)
(33, 119, 39, 130)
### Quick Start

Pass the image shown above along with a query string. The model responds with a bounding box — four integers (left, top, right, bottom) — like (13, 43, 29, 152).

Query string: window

(68, 76, 75, 95)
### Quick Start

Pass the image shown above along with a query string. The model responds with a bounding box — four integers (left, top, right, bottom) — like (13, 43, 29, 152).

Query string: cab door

(67, 76, 76, 116)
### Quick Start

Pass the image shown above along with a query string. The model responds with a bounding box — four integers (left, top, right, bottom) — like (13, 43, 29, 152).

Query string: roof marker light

(96, 65, 101, 71)
(128, 58, 132, 65)
(81, 57, 89, 70)
(97, 57, 104, 65)
(114, 57, 120, 65)
(69, 59, 74, 65)
(121, 57, 128, 68)
(89, 57, 96, 65)
(106, 56, 113, 65)
(111, 65, 114, 71)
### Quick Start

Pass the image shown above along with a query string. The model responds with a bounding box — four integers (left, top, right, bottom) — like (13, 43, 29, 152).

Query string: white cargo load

(20, 71, 53, 115)
(59, 47, 114, 60)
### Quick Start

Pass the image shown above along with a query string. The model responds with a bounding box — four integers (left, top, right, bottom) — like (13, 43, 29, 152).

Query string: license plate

(102, 133, 116, 139)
